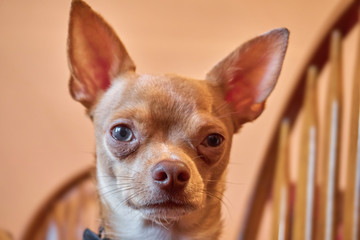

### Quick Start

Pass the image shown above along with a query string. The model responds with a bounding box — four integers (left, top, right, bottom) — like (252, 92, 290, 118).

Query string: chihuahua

(67, 0, 289, 239)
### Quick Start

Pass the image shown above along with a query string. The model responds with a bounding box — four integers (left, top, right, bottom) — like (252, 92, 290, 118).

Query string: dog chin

(127, 199, 197, 220)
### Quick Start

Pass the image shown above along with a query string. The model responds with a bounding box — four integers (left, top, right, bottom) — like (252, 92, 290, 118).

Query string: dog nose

(151, 160, 190, 191)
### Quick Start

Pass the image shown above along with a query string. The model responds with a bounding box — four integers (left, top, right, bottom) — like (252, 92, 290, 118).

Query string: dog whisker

(150, 215, 173, 230)
(97, 184, 122, 192)
(97, 181, 134, 190)
(114, 189, 147, 213)
(99, 184, 142, 198)
(97, 175, 135, 179)
(204, 179, 244, 186)
(216, 112, 235, 120)
(213, 101, 230, 114)
(209, 188, 232, 206)
(192, 155, 203, 160)
(100, 188, 123, 197)
(203, 190, 233, 220)
(123, 166, 142, 174)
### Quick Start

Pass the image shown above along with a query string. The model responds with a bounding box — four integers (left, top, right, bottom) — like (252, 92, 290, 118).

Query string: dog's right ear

(68, 0, 135, 108)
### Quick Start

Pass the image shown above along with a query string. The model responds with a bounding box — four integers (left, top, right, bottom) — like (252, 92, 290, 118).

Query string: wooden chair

(239, 0, 360, 239)
(22, 168, 99, 240)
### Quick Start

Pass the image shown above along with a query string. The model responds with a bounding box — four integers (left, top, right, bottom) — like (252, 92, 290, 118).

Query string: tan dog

(67, 1, 289, 239)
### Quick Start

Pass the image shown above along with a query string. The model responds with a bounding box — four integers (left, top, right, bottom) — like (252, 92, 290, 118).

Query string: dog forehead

(108, 73, 213, 113)
(134, 74, 214, 122)
(135, 74, 210, 106)
(94, 73, 216, 128)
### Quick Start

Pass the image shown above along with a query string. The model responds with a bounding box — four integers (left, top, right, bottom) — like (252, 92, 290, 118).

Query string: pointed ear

(206, 28, 289, 126)
(68, 0, 136, 108)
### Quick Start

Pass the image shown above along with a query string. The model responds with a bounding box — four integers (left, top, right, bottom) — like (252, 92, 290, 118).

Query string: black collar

(83, 227, 111, 240)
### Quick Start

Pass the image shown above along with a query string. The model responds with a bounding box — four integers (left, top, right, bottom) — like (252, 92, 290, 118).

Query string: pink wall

(0, 0, 339, 239)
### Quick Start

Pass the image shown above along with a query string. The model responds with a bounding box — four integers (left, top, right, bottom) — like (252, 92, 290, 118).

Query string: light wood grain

(292, 66, 318, 240)
(271, 120, 290, 240)
(343, 12, 360, 240)
(317, 30, 343, 240)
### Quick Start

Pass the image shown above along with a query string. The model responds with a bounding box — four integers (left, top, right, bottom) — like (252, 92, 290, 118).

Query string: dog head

(67, 0, 288, 234)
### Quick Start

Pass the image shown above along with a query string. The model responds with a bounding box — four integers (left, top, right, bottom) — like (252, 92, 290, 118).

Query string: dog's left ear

(68, 0, 135, 108)
(206, 28, 289, 127)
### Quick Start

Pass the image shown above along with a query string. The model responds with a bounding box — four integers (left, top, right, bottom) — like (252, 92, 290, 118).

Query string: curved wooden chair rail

(239, 0, 360, 239)
(22, 167, 99, 240)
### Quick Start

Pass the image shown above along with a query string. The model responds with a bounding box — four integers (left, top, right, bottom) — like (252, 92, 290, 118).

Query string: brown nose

(151, 160, 190, 191)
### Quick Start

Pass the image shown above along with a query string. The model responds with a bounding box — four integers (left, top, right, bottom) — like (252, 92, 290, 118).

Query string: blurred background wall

(0, 0, 340, 239)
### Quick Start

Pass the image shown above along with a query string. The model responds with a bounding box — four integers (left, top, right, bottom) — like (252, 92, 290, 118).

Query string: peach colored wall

(0, 0, 339, 239)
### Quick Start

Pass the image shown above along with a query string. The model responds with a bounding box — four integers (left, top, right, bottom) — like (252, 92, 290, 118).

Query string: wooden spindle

(317, 30, 343, 240)
(66, 190, 82, 240)
(271, 120, 290, 240)
(292, 66, 318, 240)
(53, 201, 66, 240)
(343, 17, 360, 240)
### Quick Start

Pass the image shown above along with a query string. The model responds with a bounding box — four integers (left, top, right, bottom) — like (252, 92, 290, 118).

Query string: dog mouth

(127, 199, 196, 218)
(144, 201, 194, 210)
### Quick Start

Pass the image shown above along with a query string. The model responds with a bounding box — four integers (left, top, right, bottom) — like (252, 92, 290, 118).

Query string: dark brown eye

(203, 134, 224, 147)
(111, 125, 133, 142)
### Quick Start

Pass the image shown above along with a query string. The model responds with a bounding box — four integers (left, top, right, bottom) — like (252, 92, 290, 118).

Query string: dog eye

(203, 134, 224, 147)
(111, 125, 133, 142)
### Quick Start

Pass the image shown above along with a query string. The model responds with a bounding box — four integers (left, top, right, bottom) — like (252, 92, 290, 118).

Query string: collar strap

(83, 227, 111, 240)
